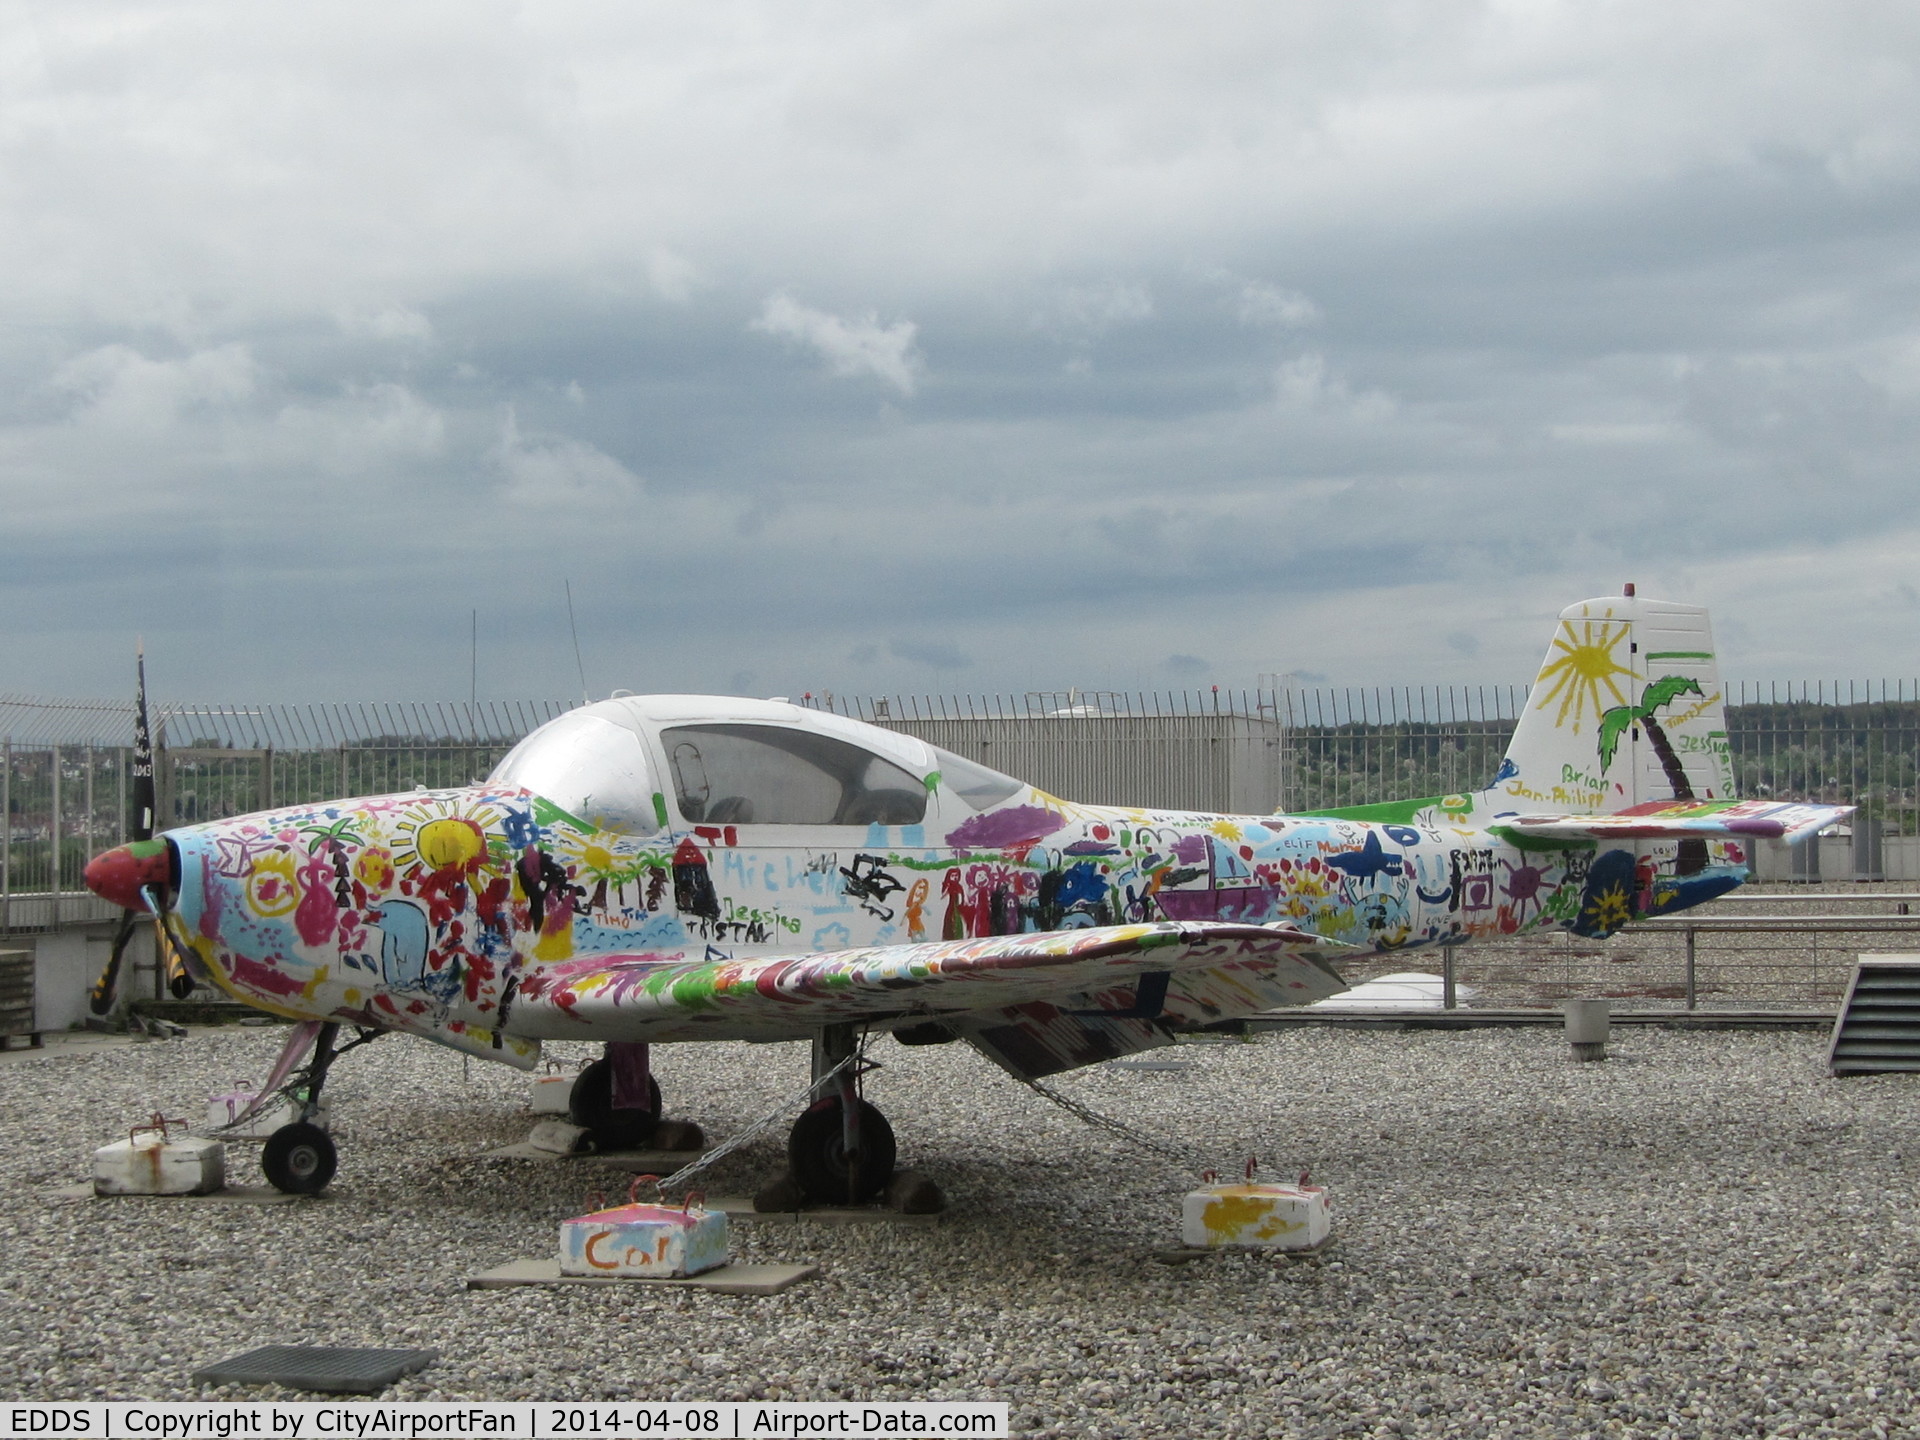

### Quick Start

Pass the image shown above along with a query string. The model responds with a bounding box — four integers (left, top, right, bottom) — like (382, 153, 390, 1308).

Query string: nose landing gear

(262, 1121, 336, 1195)
(259, 1021, 380, 1196)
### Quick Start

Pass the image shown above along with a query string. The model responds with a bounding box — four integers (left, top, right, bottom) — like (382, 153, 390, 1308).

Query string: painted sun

(1533, 612, 1637, 730)
(391, 799, 504, 878)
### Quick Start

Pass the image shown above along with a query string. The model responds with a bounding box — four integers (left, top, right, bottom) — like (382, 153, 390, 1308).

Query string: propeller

(86, 641, 181, 1014)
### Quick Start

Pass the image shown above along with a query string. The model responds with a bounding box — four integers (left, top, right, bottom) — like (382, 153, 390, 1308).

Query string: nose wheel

(258, 1021, 379, 1196)
(262, 1122, 336, 1195)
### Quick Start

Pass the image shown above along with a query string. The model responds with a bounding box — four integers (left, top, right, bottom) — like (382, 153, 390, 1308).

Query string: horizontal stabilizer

(1501, 799, 1853, 846)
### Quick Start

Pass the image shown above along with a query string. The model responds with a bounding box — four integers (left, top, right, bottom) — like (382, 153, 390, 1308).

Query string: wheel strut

(788, 1024, 894, 1206)
(260, 1021, 378, 1195)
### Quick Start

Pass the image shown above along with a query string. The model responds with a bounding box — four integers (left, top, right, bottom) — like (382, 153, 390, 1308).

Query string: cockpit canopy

(488, 696, 1023, 834)
(489, 707, 661, 834)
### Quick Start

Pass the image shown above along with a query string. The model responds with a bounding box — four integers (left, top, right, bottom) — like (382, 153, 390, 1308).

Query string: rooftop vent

(1829, 956, 1920, 1076)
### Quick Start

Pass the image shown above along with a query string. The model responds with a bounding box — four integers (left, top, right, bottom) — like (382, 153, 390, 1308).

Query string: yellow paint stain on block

(1200, 1191, 1305, 1243)
(1182, 1182, 1330, 1251)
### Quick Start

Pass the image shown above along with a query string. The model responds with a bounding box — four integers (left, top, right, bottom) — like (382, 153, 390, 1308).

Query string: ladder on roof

(1829, 955, 1920, 1076)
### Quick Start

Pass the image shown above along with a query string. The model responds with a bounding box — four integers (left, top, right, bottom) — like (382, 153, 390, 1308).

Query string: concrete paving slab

(705, 1195, 944, 1225)
(1151, 1236, 1336, 1265)
(50, 1182, 318, 1204)
(467, 1258, 818, 1294)
(0, 1031, 144, 1065)
(193, 1344, 436, 1393)
(479, 1140, 711, 1166)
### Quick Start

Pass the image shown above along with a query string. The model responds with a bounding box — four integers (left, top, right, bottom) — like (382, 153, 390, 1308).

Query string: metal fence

(7, 682, 1920, 934)
(838, 680, 1920, 827)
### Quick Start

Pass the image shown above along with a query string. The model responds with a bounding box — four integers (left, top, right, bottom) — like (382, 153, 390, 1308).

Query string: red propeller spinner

(84, 839, 172, 911)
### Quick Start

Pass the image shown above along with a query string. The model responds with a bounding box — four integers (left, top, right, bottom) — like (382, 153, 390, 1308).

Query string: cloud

(269, 383, 446, 473)
(491, 408, 641, 508)
(888, 637, 971, 671)
(1272, 352, 1396, 419)
(52, 343, 257, 430)
(751, 294, 924, 395)
(1237, 282, 1320, 329)
(646, 248, 699, 304)
(2, 4, 1919, 700)
(1043, 281, 1155, 338)
(336, 307, 433, 342)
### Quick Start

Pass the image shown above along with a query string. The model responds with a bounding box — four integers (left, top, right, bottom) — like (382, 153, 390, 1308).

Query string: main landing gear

(260, 1022, 380, 1195)
(785, 1023, 896, 1206)
(570, 1043, 664, 1149)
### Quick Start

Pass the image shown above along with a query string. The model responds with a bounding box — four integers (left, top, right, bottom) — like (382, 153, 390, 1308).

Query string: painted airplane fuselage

(154, 775, 1746, 1066)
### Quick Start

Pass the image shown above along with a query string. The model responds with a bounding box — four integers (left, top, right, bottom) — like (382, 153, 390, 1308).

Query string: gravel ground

(3, 1022, 1919, 1438)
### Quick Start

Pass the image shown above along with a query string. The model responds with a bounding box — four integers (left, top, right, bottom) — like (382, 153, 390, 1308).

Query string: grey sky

(4, 1, 1918, 703)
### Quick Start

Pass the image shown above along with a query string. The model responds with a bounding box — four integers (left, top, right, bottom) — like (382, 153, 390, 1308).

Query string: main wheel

(262, 1121, 337, 1195)
(788, 1097, 895, 1206)
(569, 1058, 663, 1150)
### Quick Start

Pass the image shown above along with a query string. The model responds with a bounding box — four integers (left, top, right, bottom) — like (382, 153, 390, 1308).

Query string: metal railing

(1342, 891, 1920, 1014)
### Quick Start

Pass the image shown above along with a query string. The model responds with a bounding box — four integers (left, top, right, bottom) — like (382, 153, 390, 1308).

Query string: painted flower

(245, 852, 300, 918)
(356, 847, 397, 893)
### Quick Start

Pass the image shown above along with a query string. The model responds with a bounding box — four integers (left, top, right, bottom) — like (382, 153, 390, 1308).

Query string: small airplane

(84, 590, 1849, 1199)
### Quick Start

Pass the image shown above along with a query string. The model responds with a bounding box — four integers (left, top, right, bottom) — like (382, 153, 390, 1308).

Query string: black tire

(569, 1058, 663, 1149)
(787, 1097, 895, 1206)
(262, 1122, 337, 1195)
(892, 1021, 958, 1047)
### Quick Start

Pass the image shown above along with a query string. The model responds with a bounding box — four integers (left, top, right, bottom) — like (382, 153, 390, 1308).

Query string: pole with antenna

(565, 580, 589, 705)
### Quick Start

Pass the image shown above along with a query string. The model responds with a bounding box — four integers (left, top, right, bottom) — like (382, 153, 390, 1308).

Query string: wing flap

(954, 952, 1355, 1079)
(1500, 799, 1853, 845)
(510, 921, 1339, 1040)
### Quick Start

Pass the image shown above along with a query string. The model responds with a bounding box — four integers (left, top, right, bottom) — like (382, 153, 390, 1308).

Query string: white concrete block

(527, 1119, 592, 1155)
(205, 1087, 328, 1137)
(1181, 1181, 1330, 1250)
(559, 1198, 728, 1278)
(94, 1131, 226, 1196)
(531, 1071, 576, 1115)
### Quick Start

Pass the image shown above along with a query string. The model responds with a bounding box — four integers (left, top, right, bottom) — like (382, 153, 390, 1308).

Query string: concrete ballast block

(95, 1132, 226, 1196)
(559, 1199, 729, 1278)
(531, 1071, 576, 1115)
(1181, 1181, 1330, 1250)
(206, 1087, 328, 1138)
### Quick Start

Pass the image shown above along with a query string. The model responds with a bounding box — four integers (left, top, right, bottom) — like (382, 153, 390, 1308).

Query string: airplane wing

(509, 921, 1344, 1043)
(1499, 799, 1853, 845)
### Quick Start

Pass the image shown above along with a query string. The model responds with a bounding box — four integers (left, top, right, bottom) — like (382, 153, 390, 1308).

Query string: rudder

(1491, 591, 1734, 816)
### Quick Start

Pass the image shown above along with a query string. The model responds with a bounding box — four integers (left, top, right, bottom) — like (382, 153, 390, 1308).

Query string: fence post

(1685, 927, 1697, 1011)
(1443, 944, 1457, 1009)
(50, 744, 60, 929)
(2, 740, 9, 937)
(84, 745, 94, 877)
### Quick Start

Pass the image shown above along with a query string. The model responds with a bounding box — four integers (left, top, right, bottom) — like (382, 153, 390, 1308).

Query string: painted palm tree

(1598, 675, 1705, 800)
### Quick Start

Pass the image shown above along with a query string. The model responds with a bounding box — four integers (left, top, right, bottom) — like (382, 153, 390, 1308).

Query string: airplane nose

(84, 839, 173, 910)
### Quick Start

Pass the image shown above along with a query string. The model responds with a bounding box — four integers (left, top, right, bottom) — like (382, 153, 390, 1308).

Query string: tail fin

(1491, 592, 1734, 816)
